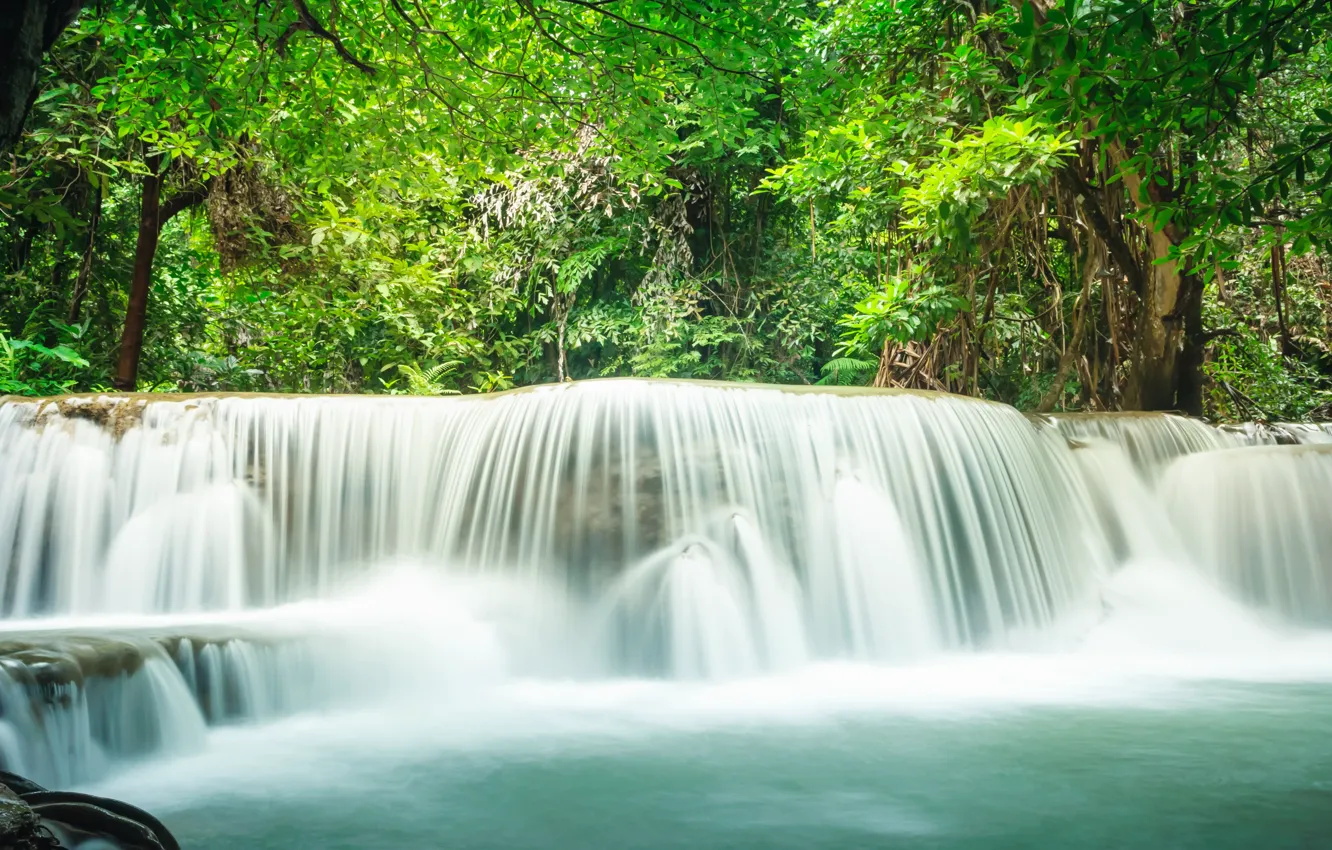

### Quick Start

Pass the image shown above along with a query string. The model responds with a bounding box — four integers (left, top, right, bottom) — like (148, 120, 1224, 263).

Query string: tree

(113, 152, 206, 388)
(2, 0, 1329, 417)
(0, 0, 85, 151)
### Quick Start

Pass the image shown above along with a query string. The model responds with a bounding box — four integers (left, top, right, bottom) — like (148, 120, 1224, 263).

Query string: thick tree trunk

(0, 0, 85, 152)
(1123, 218, 1184, 410)
(114, 156, 165, 390)
(1121, 251, 1205, 414)
(1175, 273, 1205, 415)
(1118, 167, 1204, 415)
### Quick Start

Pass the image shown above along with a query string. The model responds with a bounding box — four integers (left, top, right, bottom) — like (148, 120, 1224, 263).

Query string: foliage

(395, 361, 464, 396)
(837, 275, 969, 357)
(897, 117, 1074, 253)
(1205, 324, 1332, 420)
(1, 0, 1331, 422)
(817, 356, 877, 386)
(0, 323, 92, 396)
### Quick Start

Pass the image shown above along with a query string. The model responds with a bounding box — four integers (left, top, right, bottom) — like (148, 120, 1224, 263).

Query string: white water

(0, 383, 1106, 648)
(0, 642, 205, 788)
(1160, 445, 1332, 624)
(71, 561, 1332, 827)
(1, 381, 1330, 794)
(1040, 410, 1233, 474)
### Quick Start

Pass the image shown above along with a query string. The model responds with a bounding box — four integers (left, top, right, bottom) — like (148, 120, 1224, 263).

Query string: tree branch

(285, 0, 376, 75)
(161, 186, 209, 225)
(551, 0, 761, 77)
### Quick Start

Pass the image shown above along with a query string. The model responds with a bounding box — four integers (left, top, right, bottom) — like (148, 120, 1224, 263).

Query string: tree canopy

(3, 0, 1331, 419)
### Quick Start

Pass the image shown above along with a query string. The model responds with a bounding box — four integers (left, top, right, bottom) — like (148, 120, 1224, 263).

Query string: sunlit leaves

(899, 117, 1074, 252)
(835, 274, 968, 356)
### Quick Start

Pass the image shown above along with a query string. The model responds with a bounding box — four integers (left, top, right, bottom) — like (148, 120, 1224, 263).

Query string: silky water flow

(1, 380, 1331, 850)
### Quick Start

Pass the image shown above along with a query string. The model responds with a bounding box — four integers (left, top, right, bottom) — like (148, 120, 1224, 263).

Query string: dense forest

(2, 0, 1331, 419)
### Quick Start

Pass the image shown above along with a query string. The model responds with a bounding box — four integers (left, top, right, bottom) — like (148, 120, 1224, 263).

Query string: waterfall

(1278, 423, 1332, 444)
(818, 476, 941, 660)
(1160, 445, 1332, 624)
(1036, 411, 1235, 475)
(2, 380, 1330, 788)
(1066, 439, 1190, 565)
(0, 383, 1105, 650)
(0, 618, 484, 787)
(0, 637, 206, 787)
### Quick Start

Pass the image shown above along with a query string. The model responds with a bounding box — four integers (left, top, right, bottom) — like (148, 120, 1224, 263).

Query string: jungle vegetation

(2, 0, 1332, 420)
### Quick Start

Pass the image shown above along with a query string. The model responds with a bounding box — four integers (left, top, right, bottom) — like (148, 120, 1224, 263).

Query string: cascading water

(0, 637, 206, 786)
(1160, 444, 1332, 624)
(1222, 420, 1332, 446)
(1036, 410, 1234, 474)
(1063, 439, 1191, 565)
(0, 383, 1105, 649)
(1277, 422, 1332, 443)
(1, 380, 1331, 819)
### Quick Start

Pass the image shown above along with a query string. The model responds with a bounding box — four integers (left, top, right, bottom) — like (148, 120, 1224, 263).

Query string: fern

(817, 357, 877, 387)
(398, 360, 463, 395)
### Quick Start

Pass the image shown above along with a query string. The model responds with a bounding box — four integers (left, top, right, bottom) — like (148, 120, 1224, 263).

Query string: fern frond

(398, 361, 463, 395)
(817, 357, 877, 386)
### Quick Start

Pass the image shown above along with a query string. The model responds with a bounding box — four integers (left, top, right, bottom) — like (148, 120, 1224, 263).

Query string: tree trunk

(1271, 237, 1294, 356)
(1118, 167, 1204, 414)
(1123, 216, 1186, 411)
(0, 0, 86, 152)
(48, 232, 67, 335)
(553, 289, 574, 382)
(1121, 248, 1204, 414)
(113, 155, 165, 391)
(1175, 272, 1205, 416)
(112, 155, 208, 390)
(11, 219, 37, 272)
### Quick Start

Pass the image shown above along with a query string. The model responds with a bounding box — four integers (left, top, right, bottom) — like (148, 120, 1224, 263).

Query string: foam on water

(77, 566, 1332, 817)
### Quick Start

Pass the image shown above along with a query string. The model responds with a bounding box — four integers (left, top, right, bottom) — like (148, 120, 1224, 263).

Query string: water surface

(93, 669, 1332, 850)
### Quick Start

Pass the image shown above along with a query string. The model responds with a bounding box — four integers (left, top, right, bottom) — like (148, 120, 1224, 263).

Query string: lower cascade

(0, 379, 1329, 788)
(0, 633, 332, 787)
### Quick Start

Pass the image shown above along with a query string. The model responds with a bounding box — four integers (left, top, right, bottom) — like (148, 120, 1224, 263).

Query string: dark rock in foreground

(1, 770, 180, 850)
(0, 784, 50, 850)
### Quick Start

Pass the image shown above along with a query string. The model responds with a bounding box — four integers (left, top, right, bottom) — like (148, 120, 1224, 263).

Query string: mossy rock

(0, 638, 152, 695)
(0, 787, 45, 850)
